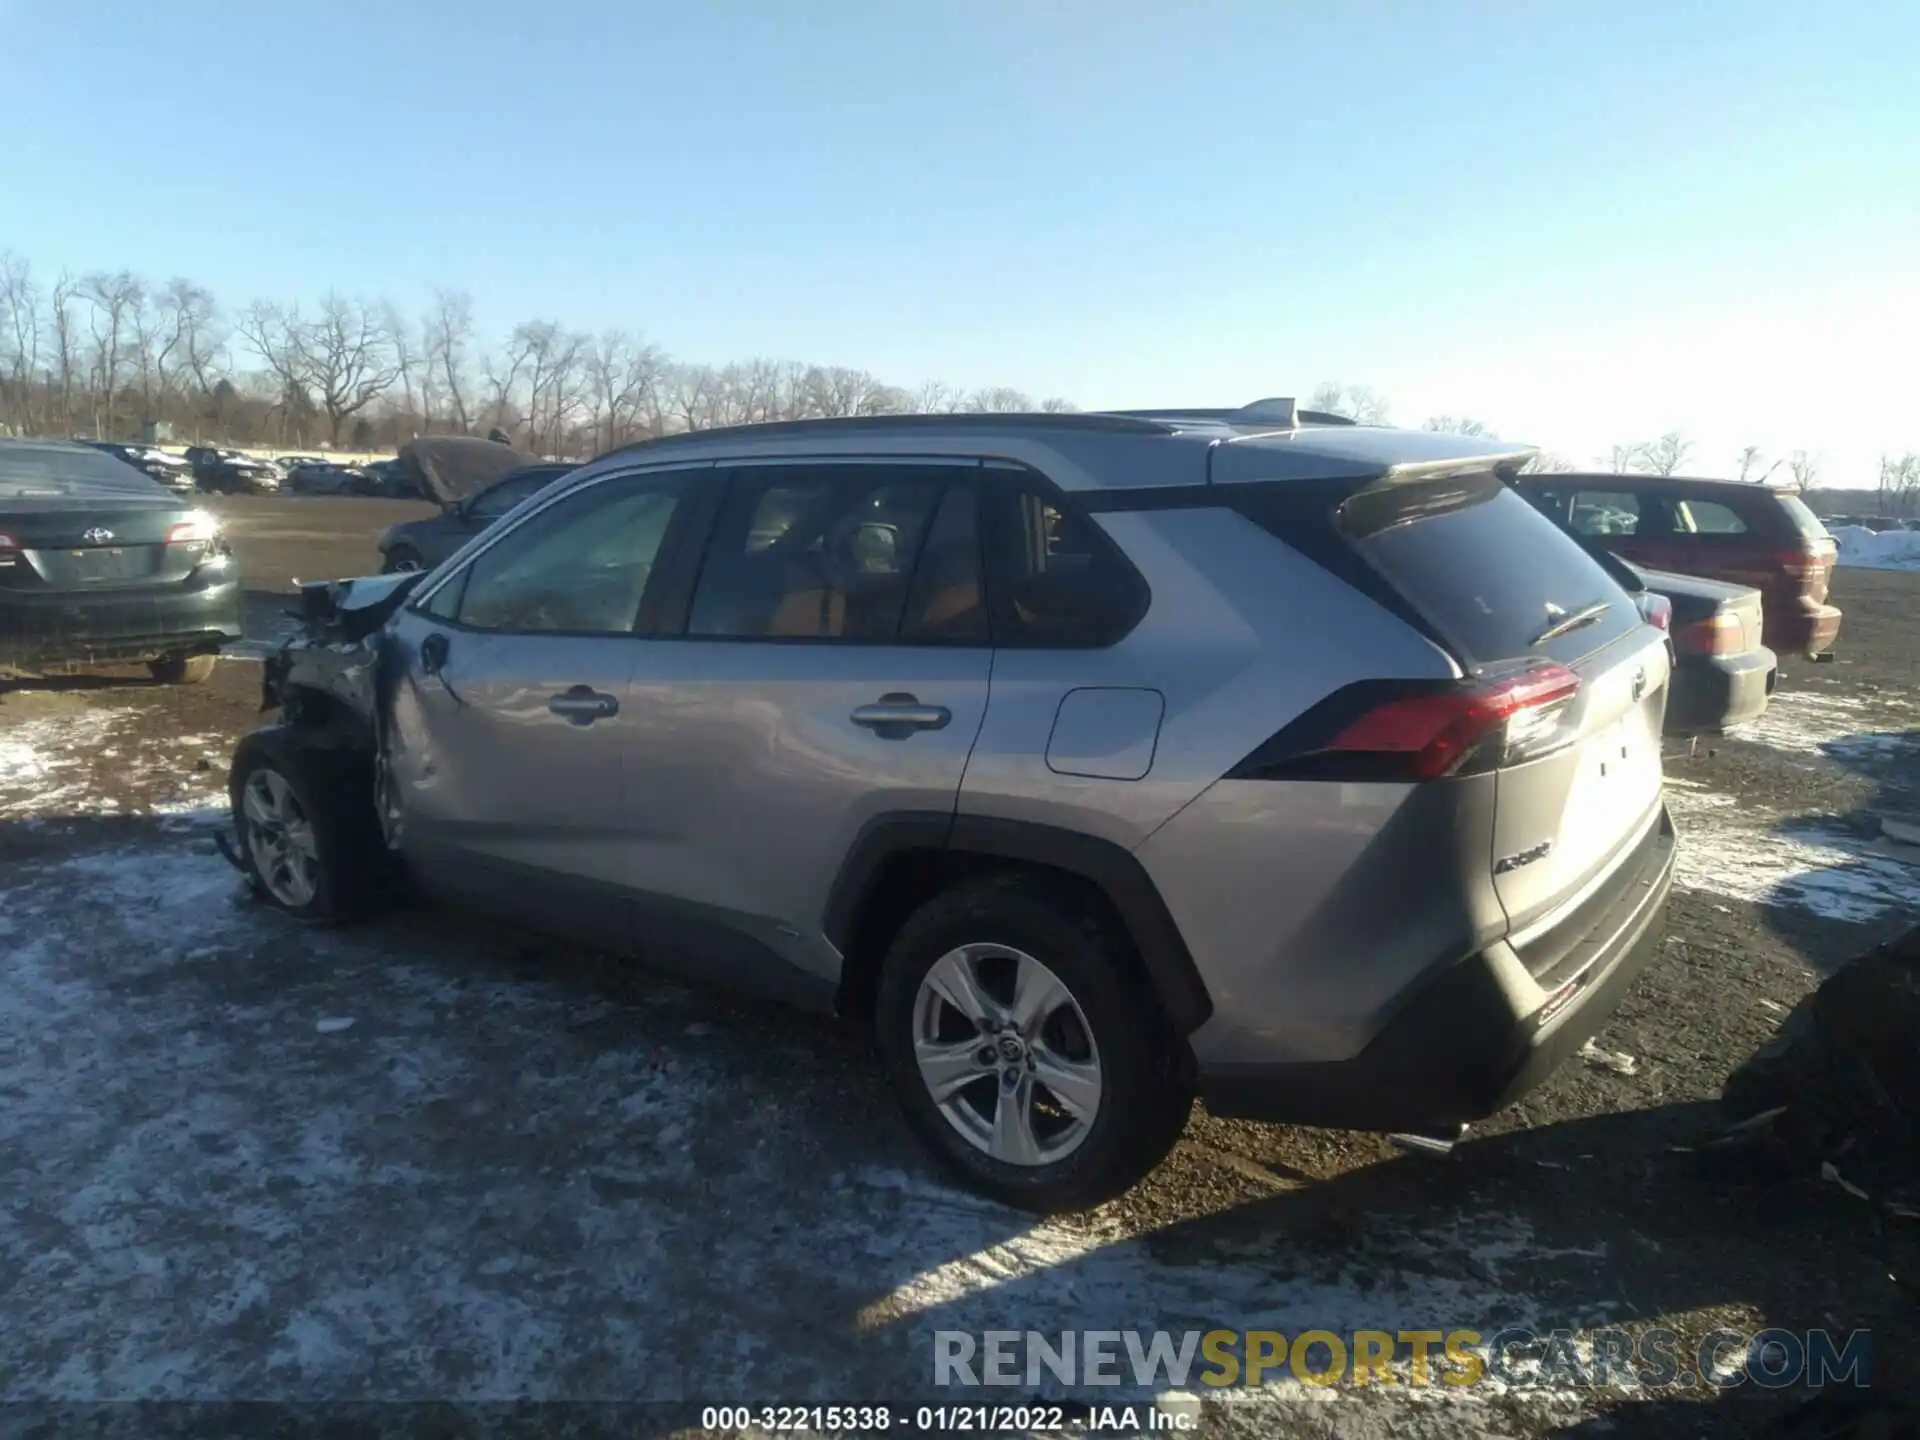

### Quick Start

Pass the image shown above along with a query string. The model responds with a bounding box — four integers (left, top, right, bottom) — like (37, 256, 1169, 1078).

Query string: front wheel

(229, 729, 387, 925)
(148, 653, 217, 685)
(381, 546, 424, 574)
(875, 875, 1194, 1212)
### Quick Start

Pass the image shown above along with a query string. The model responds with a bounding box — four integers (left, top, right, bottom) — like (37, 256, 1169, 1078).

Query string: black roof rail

(601, 410, 1175, 460)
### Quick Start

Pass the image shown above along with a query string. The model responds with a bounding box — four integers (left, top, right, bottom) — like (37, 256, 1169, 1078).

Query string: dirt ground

(2, 496, 1917, 1437)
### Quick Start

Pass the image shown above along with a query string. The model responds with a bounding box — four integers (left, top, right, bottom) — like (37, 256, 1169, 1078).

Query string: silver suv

(231, 402, 1677, 1211)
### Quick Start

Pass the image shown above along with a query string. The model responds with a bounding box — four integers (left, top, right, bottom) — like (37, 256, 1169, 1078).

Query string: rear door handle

(850, 693, 951, 737)
(548, 685, 620, 726)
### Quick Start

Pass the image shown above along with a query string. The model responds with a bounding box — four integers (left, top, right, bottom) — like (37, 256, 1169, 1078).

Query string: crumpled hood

(398, 436, 540, 507)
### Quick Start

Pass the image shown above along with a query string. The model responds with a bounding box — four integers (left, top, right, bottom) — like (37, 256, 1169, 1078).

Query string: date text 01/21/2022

(698, 1405, 1195, 1433)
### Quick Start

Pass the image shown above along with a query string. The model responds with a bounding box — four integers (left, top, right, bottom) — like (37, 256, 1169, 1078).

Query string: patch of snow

(1724, 689, 1920, 764)
(1831, 523, 1920, 572)
(1665, 785, 1920, 924)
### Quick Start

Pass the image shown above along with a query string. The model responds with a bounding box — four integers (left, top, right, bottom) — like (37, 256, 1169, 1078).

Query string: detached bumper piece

(1200, 807, 1677, 1133)
(1666, 646, 1777, 735)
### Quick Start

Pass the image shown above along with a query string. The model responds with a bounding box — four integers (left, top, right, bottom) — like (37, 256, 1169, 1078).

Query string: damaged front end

(259, 570, 425, 737)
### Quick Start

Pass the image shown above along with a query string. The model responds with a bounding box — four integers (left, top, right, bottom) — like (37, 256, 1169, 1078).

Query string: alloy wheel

(911, 943, 1103, 1166)
(242, 768, 319, 908)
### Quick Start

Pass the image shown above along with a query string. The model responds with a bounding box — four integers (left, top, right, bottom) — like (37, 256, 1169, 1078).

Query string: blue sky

(4, 0, 1916, 482)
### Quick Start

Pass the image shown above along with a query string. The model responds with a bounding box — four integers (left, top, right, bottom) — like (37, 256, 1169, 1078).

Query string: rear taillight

(1635, 592, 1672, 631)
(1236, 662, 1585, 783)
(1675, 613, 1745, 656)
(0, 531, 16, 567)
(1777, 541, 1836, 585)
(165, 513, 220, 546)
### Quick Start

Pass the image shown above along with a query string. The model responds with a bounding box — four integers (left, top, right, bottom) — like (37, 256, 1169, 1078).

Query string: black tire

(229, 728, 388, 925)
(875, 874, 1195, 1212)
(148, 653, 218, 685)
(381, 546, 424, 575)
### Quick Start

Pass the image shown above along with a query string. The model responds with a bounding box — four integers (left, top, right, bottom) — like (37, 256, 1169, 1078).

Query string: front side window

(688, 464, 968, 641)
(442, 473, 688, 635)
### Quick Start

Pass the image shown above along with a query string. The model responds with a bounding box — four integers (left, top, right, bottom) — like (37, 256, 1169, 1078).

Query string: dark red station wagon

(1515, 473, 1841, 659)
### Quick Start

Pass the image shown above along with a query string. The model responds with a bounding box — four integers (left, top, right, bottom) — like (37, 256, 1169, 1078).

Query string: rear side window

(1675, 498, 1749, 534)
(1568, 489, 1644, 536)
(1777, 494, 1832, 540)
(982, 478, 1148, 647)
(1340, 471, 1641, 668)
(688, 464, 968, 641)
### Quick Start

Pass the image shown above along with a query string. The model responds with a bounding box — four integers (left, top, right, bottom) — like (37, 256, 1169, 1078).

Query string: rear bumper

(1200, 806, 1676, 1133)
(0, 567, 245, 667)
(1665, 646, 1777, 735)
(1765, 603, 1841, 658)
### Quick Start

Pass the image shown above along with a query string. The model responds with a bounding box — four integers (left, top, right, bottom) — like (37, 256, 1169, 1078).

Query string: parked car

(0, 439, 243, 680)
(83, 441, 198, 494)
(352, 457, 423, 498)
(1620, 563, 1775, 734)
(275, 453, 326, 473)
(184, 445, 282, 495)
(378, 461, 573, 572)
(286, 461, 367, 495)
(1513, 473, 1840, 658)
(228, 407, 1675, 1211)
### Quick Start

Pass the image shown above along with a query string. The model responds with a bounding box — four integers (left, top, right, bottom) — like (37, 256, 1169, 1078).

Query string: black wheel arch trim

(824, 810, 1214, 1035)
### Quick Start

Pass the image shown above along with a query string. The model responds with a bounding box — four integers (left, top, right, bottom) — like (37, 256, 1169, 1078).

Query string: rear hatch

(0, 448, 211, 593)
(1329, 468, 1670, 935)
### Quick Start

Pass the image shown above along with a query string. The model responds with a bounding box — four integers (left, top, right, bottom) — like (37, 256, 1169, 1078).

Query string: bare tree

(1787, 451, 1820, 491)
(1519, 451, 1575, 474)
(1877, 453, 1920, 517)
(912, 380, 968, 414)
(966, 386, 1035, 413)
(82, 270, 144, 438)
(49, 273, 83, 436)
(237, 301, 312, 444)
(1633, 431, 1693, 476)
(1039, 396, 1078, 413)
(1607, 443, 1643, 473)
(1309, 382, 1390, 424)
(304, 293, 400, 446)
(426, 289, 475, 433)
(587, 329, 666, 451)
(1421, 415, 1494, 437)
(0, 253, 41, 434)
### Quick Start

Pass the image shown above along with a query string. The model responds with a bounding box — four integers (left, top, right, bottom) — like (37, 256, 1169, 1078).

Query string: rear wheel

(875, 874, 1194, 1212)
(229, 729, 387, 925)
(148, 653, 217, 685)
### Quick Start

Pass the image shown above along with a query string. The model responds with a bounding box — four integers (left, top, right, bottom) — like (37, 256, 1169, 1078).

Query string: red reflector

(1325, 663, 1582, 780)
(1636, 592, 1672, 631)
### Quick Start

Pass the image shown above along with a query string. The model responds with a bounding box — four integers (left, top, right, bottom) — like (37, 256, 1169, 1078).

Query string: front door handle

(548, 685, 620, 726)
(850, 693, 951, 738)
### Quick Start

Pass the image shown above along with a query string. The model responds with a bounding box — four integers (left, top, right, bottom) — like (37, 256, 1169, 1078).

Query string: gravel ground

(2, 499, 1917, 1438)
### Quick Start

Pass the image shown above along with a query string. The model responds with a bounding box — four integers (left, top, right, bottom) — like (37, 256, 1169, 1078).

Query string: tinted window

(900, 482, 988, 643)
(688, 464, 960, 640)
(471, 468, 562, 522)
(1341, 471, 1641, 667)
(450, 474, 687, 635)
(1676, 498, 1748, 534)
(1568, 490, 1642, 536)
(0, 445, 170, 499)
(983, 478, 1148, 647)
(1777, 494, 1831, 540)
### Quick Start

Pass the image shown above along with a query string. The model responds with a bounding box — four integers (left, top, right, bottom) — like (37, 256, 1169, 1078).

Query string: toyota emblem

(82, 527, 114, 544)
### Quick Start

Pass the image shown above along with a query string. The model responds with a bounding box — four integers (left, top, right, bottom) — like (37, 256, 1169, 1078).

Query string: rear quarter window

(1341, 471, 1642, 669)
